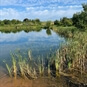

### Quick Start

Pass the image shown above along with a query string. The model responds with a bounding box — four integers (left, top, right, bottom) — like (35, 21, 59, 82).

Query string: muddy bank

(0, 66, 87, 87)
(1, 74, 87, 87)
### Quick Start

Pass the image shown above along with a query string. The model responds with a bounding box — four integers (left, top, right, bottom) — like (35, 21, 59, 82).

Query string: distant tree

(54, 20, 58, 25)
(45, 21, 51, 29)
(34, 19, 41, 24)
(23, 18, 30, 22)
(11, 19, 21, 24)
(0, 20, 4, 26)
(31, 20, 35, 24)
(3, 19, 11, 25)
(35, 19, 40, 23)
(60, 17, 72, 26)
(54, 20, 61, 26)
(11, 19, 17, 24)
(16, 20, 21, 24)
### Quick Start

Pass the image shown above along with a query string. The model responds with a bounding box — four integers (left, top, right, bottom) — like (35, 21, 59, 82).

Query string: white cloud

(0, 8, 21, 20)
(0, 0, 18, 5)
(0, 0, 85, 20)
(0, 5, 82, 21)
(0, 0, 87, 6)
(0, 29, 64, 43)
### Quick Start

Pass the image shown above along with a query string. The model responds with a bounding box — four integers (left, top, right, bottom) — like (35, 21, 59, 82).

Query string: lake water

(0, 29, 65, 67)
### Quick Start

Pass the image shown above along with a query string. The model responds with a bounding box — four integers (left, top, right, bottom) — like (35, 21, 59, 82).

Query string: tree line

(0, 3, 87, 30)
(0, 18, 41, 26)
(47, 3, 87, 30)
(54, 3, 87, 30)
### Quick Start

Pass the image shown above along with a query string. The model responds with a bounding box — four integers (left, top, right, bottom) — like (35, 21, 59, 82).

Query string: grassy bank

(52, 26, 87, 85)
(52, 25, 77, 38)
(0, 24, 42, 33)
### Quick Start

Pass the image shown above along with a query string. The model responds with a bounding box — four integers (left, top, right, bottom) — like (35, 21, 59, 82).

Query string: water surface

(0, 29, 65, 66)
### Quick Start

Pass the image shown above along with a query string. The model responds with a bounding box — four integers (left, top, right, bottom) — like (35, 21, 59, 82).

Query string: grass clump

(5, 51, 37, 79)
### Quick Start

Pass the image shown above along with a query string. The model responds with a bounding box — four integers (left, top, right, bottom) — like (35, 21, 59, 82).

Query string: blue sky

(0, 0, 87, 21)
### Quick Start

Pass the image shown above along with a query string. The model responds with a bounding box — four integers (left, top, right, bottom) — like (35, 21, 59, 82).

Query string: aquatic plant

(37, 57, 44, 76)
(55, 50, 60, 77)
(11, 54, 17, 79)
(5, 64, 12, 77)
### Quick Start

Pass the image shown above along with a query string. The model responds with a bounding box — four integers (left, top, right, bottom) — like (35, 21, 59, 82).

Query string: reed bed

(5, 50, 53, 79)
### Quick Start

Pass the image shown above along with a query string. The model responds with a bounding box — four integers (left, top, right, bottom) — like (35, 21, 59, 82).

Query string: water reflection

(46, 29, 52, 35)
(0, 29, 65, 62)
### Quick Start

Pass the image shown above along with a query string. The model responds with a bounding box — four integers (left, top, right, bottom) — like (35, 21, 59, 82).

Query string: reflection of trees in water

(1, 28, 42, 34)
(46, 29, 51, 35)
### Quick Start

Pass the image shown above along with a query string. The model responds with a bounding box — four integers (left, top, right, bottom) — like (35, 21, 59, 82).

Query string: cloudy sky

(0, 0, 87, 21)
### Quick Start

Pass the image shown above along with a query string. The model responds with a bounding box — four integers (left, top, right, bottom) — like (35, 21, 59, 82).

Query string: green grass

(52, 25, 77, 38)
(0, 24, 42, 33)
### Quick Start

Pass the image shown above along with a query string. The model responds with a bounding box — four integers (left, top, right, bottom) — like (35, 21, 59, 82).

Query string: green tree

(23, 18, 30, 22)
(11, 19, 21, 24)
(45, 21, 51, 29)
(34, 19, 41, 24)
(54, 20, 61, 26)
(60, 17, 72, 26)
(72, 4, 87, 30)
(82, 3, 87, 12)
(0, 20, 4, 26)
(3, 19, 11, 25)
(35, 19, 40, 23)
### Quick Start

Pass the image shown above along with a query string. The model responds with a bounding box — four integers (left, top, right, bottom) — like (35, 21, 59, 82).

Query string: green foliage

(0, 20, 4, 26)
(34, 19, 41, 24)
(60, 17, 73, 26)
(54, 18, 72, 27)
(44, 21, 51, 29)
(55, 26, 76, 38)
(23, 18, 30, 22)
(0, 19, 21, 26)
(72, 3, 87, 30)
(3, 19, 11, 25)
(11, 19, 21, 24)
(82, 3, 87, 12)
(54, 20, 61, 26)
